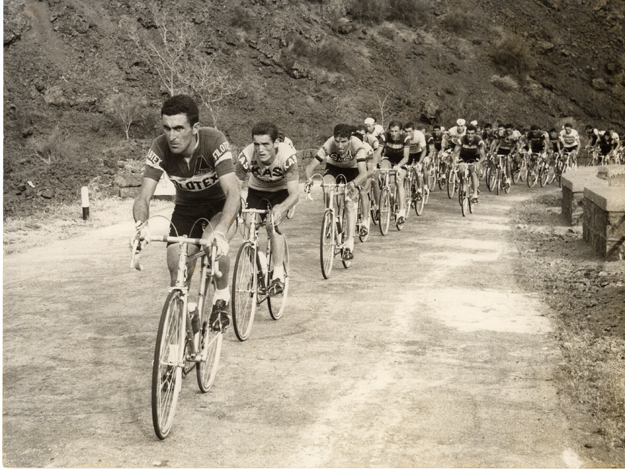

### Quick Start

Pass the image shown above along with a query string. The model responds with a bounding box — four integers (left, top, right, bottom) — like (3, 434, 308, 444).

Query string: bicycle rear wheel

(427, 165, 437, 191)
(320, 210, 335, 279)
(461, 190, 468, 217)
(268, 235, 289, 319)
(232, 242, 258, 341)
(197, 278, 223, 392)
(415, 185, 425, 216)
(379, 188, 391, 235)
(152, 290, 185, 440)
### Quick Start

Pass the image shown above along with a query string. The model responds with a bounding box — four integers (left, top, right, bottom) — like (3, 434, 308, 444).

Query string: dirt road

(3, 183, 587, 467)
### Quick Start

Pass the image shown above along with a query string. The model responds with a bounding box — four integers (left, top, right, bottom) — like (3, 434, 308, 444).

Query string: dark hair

(585, 124, 593, 130)
(161, 95, 199, 126)
(433, 124, 441, 130)
(505, 123, 513, 129)
(466, 124, 477, 132)
(564, 122, 572, 128)
(404, 122, 415, 130)
(548, 128, 557, 133)
(252, 122, 279, 142)
(353, 124, 366, 134)
(388, 120, 402, 131)
(484, 123, 492, 129)
(333, 124, 352, 139)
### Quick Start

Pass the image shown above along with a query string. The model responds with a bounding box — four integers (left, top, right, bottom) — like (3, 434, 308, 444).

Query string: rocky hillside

(3, 0, 625, 216)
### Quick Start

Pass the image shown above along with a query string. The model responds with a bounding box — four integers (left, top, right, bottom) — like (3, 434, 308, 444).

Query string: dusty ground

(3, 182, 625, 467)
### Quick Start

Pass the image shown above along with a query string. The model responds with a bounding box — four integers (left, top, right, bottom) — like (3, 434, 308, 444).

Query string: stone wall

(583, 187, 625, 261)
(561, 167, 606, 225)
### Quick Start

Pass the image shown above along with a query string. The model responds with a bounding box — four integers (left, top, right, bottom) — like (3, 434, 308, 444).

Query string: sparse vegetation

(230, 6, 256, 30)
(490, 74, 519, 92)
(387, 0, 430, 28)
(490, 37, 534, 76)
(290, 37, 346, 73)
(104, 93, 148, 140)
(348, 0, 387, 25)
(440, 9, 474, 34)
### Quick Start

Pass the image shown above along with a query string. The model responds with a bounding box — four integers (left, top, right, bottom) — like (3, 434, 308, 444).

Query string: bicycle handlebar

(130, 234, 222, 278)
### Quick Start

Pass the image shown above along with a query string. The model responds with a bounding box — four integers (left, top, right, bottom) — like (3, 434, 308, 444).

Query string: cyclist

(236, 122, 299, 296)
(452, 124, 485, 203)
(493, 123, 519, 188)
(403, 122, 428, 199)
(276, 131, 296, 150)
(482, 123, 495, 149)
(446, 118, 467, 149)
(133, 95, 240, 331)
(353, 124, 381, 237)
(585, 125, 600, 147)
(559, 123, 580, 168)
(527, 124, 548, 164)
(305, 124, 368, 261)
(598, 128, 620, 164)
(378, 120, 410, 225)
(364, 117, 384, 141)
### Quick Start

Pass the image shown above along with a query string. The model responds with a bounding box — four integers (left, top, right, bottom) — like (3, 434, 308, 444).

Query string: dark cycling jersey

(380, 132, 410, 165)
(527, 130, 547, 153)
(143, 127, 234, 205)
(457, 135, 484, 162)
(428, 133, 445, 151)
(599, 132, 618, 154)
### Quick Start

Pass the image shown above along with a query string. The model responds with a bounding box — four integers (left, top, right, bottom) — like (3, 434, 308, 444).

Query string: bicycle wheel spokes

(379, 188, 391, 236)
(320, 210, 335, 279)
(152, 291, 185, 440)
(268, 235, 289, 320)
(232, 242, 258, 341)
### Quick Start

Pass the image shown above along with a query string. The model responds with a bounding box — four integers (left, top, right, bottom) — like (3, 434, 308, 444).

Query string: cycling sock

(273, 265, 284, 281)
(213, 287, 230, 304)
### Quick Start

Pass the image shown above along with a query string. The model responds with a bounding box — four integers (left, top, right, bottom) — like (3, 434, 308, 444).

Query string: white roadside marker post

(81, 186, 90, 220)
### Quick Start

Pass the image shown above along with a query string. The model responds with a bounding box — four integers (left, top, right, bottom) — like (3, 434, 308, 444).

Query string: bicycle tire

(539, 166, 548, 187)
(495, 168, 501, 195)
(197, 276, 223, 392)
(415, 187, 425, 216)
(268, 235, 289, 320)
(427, 166, 437, 191)
(152, 290, 185, 440)
(437, 165, 447, 190)
(320, 209, 334, 279)
(379, 188, 391, 236)
(527, 168, 538, 187)
(519, 161, 528, 182)
(461, 190, 468, 217)
(447, 170, 456, 199)
(369, 185, 378, 226)
(403, 177, 411, 223)
(232, 242, 258, 341)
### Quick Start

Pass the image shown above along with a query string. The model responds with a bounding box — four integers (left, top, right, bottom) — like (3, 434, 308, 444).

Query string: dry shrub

(349, 0, 387, 24)
(378, 25, 396, 41)
(230, 6, 255, 30)
(490, 74, 519, 92)
(387, 0, 431, 28)
(440, 9, 474, 34)
(315, 42, 345, 72)
(490, 37, 534, 75)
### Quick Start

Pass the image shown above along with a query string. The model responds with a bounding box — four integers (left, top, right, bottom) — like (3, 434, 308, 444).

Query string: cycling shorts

(407, 152, 423, 165)
(168, 198, 226, 243)
(563, 145, 578, 153)
(459, 154, 479, 163)
(599, 145, 613, 156)
(497, 147, 512, 156)
(246, 187, 289, 219)
(324, 164, 360, 183)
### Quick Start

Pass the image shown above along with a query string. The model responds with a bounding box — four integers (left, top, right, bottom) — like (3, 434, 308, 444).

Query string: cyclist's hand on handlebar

(304, 179, 314, 200)
(131, 221, 150, 250)
(208, 230, 229, 259)
(392, 164, 401, 173)
(270, 207, 283, 227)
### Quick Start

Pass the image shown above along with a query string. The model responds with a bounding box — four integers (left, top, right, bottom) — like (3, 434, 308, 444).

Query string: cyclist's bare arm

(352, 160, 368, 188)
(396, 147, 410, 168)
(305, 157, 321, 181)
(133, 177, 159, 224)
(272, 179, 300, 224)
(213, 172, 240, 236)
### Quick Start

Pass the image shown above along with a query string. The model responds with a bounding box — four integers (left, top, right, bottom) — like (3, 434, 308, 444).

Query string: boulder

(591, 78, 609, 90)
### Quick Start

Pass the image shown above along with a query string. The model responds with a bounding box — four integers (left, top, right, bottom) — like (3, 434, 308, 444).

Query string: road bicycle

(487, 153, 511, 195)
(305, 173, 352, 279)
(526, 153, 541, 188)
(555, 149, 576, 187)
(458, 162, 477, 217)
(436, 149, 452, 191)
(375, 168, 403, 235)
(131, 221, 224, 440)
(512, 149, 528, 184)
(406, 162, 427, 216)
(446, 159, 459, 199)
(537, 154, 555, 187)
(585, 145, 600, 166)
(231, 206, 289, 342)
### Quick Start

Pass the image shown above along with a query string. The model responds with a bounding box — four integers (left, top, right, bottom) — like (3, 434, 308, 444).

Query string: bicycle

(437, 149, 452, 191)
(130, 223, 224, 440)
(375, 168, 402, 234)
(446, 159, 459, 199)
(305, 173, 353, 279)
(512, 149, 528, 184)
(407, 162, 427, 216)
(231, 206, 289, 342)
(487, 153, 511, 195)
(458, 162, 477, 217)
(526, 152, 541, 188)
(537, 154, 554, 187)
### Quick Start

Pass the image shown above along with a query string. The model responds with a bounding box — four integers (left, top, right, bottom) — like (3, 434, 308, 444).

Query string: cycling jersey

(143, 127, 234, 205)
(317, 136, 366, 169)
(527, 130, 548, 153)
(599, 131, 620, 155)
(497, 133, 518, 152)
(366, 124, 384, 141)
(380, 132, 410, 165)
(428, 132, 445, 151)
(457, 135, 484, 162)
(587, 129, 600, 146)
(405, 129, 427, 155)
(550, 138, 561, 153)
(559, 129, 580, 149)
(236, 142, 299, 192)
(446, 125, 466, 146)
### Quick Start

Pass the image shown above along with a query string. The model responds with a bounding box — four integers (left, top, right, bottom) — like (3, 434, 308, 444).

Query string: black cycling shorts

(563, 145, 578, 154)
(324, 164, 360, 183)
(407, 152, 423, 165)
(169, 198, 226, 242)
(497, 147, 512, 156)
(246, 187, 289, 216)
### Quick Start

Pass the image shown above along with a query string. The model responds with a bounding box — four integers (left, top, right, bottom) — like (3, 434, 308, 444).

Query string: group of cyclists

(133, 94, 622, 332)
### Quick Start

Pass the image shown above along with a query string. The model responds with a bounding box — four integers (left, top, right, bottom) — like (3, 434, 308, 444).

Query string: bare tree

(181, 50, 244, 127)
(105, 93, 147, 140)
(376, 94, 390, 128)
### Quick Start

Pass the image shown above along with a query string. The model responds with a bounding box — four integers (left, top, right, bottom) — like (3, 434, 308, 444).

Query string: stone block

(597, 164, 625, 187)
(561, 167, 608, 225)
(583, 186, 625, 261)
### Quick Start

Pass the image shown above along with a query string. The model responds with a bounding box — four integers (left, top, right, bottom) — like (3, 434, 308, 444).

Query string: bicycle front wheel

(527, 167, 538, 187)
(447, 170, 456, 198)
(152, 290, 185, 440)
(268, 235, 289, 320)
(379, 188, 391, 236)
(232, 242, 258, 341)
(197, 279, 223, 392)
(403, 177, 412, 222)
(320, 210, 335, 279)
(539, 166, 548, 187)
